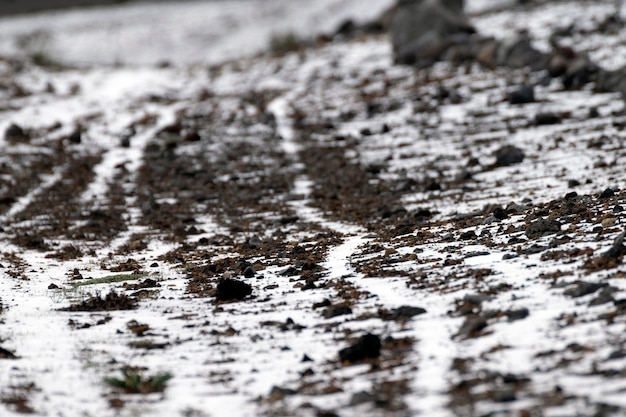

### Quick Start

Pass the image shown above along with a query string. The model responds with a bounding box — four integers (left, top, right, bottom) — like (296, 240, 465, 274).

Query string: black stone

(525, 218, 562, 239)
(215, 278, 252, 301)
(508, 85, 535, 104)
(243, 265, 256, 278)
(600, 188, 615, 199)
(495, 145, 525, 166)
(460, 230, 477, 240)
(4, 123, 26, 140)
(602, 231, 626, 260)
(323, 304, 352, 319)
(455, 315, 488, 339)
(505, 308, 529, 321)
(68, 129, 82, 144)
(535, 112, 561, 125)
(564, 281, 608, 298)
(493, 207, 508, 220)
(339, 333, 382, 363)
(0, 346, 18, 359)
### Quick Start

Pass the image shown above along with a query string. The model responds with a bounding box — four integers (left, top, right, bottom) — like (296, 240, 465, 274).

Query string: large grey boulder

(390, 0, 474, 66)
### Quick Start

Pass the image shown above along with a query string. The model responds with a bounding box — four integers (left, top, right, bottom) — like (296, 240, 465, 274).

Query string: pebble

(508, 85, 535, 104)
(525, 218, 562, 239)
(495, 145, 525, 166)
(339, 333, 381, 363)
(215, 278, 252, 301)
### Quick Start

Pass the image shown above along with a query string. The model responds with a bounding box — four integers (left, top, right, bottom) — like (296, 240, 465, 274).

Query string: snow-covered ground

(1, 1, 626, 417)
(0, 0, 395, 65)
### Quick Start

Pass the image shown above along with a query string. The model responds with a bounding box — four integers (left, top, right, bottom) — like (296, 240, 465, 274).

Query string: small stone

(268, 386, 297, 401)
(243, 265, 256, 278)
(323, 304, 352, 319)
(215, 278, 252, 302)
(48, 283, 59, 289)
(600, 188, 615, 199)
(508, 85, 535, 104)
(495, 145, 525, 166)
(589, 287, 616, 306)
(602, 231, 626, 260)
(0, 346, 18, 359)
(493, 207, 508, 220)
(460, 230, 477, 240)
(493, 387, 517, 402)
(564, 281, 608, 298)
(350, 391, 376, 406)
(505, 308, 529, 321)
(68, 129, 82, 144)
(463, 294, 492, 304)
(525, 218, 562, 239)
(4, 123, 28, 141)
(455, 315, 488, 339)
(339, 333, 381, 363)
(535, 112, 561, 125)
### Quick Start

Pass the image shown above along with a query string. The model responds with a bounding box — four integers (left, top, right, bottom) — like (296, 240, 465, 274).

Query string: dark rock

(562, 55, 598, 89)
(495, 145, 525, 166)
(589, 287, 616, 306)
(607, 349, 626, 360)
(137, 278, 159, 288)
(0, 346, 18, 359)
(247, 235, 262, 248)
(323, 304, 352, 319)
(602, 231, 626, 260)
(598, 66, 626, 101)
(301, 354, 313, 362)
(215, 278, 252, 302)
(547, 46, 576, 77)
(460, 230, 477, 240)
(120, 136, 131, 148)
(525, 218, 562, 239)
(350, 391, 377, 406)
(463, 293, 492, 304)
(496, 33, 548, 70)
(493, 387, 517, 402)
(564, 281, 608, 298)
(48, 283, 59, 289)
(68, 128, 82, 144)
(455, 315, 488, 339)
(505, 308, 529, 321)
(535, 112, 561, 125)
(493, 207, 508, 220)
(4, 123, 29, 142)
(508, 85, 535, 104)
(339, 333, 382, 363)
(269, 386, 297, 400)
(599, 188, 615, 199)
(243, 265, 256, 278)
(381, 305, 427, 321)
(390, 0, 474, 66)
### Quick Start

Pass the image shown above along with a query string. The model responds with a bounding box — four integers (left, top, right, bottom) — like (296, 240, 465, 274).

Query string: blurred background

(0, 0, 395, 65)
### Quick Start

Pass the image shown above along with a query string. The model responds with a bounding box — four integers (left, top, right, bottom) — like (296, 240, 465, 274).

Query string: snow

(0, 0, 396, 66)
